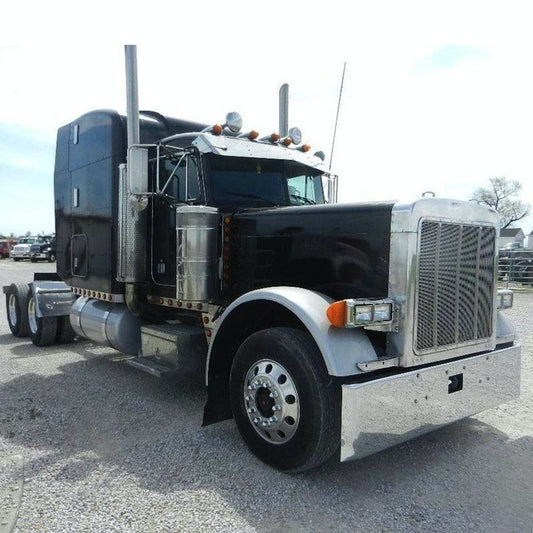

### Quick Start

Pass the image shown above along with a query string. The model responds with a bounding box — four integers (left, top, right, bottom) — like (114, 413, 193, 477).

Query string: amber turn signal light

(326, 301, 346, 328)
(212, 124, 223, 135)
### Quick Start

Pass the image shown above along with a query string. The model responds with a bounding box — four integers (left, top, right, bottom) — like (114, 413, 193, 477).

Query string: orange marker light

(249, 130, 259, 140)
(326, 301, 346, 328)
(282, 137, 292, 146)
(270, 133, 281, 143)
(301, 144, 311, 152)
(212, 124, 223, 135)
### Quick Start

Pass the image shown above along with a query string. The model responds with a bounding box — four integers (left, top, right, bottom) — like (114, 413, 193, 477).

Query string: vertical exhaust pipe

(279, 83, 289, 137)
(120, 45, 148, 316)
(125, 45, 140, 148)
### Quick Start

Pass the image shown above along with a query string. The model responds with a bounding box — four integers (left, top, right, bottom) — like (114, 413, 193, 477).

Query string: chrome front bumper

(341, 345, 521, 462)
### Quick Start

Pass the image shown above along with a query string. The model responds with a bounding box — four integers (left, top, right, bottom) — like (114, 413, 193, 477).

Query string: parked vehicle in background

(502, 241, 523, 251)
(30, 236, 56, 262)
(10, 237, 40, 261)
(0, 240, 11, 258)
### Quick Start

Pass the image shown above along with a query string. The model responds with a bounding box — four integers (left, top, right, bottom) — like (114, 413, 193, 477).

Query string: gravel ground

(0, 259, 532, 533)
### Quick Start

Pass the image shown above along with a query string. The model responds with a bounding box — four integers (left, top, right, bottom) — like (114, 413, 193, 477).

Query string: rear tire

(56, 315, 77, 343)
(27, 296, 58, 346)
(5, 283, 30, 337)
(230, 327, 340, 472)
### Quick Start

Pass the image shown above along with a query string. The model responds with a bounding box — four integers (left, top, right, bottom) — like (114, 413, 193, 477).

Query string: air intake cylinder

(176, 205, 219, 303)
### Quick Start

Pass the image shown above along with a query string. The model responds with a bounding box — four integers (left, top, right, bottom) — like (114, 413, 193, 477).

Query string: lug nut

(269, 391, 279, 398)
(272, 405, 281, 411)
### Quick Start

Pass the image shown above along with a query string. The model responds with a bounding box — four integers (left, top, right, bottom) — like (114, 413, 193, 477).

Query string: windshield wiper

(224, 192, 279, 206)
(290, 193, 316, 205)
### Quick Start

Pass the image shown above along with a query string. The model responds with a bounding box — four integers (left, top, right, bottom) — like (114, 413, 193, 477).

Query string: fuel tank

(70, 297, 142, 355)
(224, 202, 394, 301)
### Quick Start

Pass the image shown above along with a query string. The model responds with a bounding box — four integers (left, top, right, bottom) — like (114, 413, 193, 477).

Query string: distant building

(499, 228, 525, 248)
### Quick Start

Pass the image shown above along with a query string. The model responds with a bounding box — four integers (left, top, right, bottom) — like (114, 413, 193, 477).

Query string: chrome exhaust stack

(125, 45, 140, 148)
(119, 45, 148, 315)
(279, 83, 289, 137)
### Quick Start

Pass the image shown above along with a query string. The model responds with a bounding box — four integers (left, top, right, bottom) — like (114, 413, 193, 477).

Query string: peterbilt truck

(3, 47, 521, 472)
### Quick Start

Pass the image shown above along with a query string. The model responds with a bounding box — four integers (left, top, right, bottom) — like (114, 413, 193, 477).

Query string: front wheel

(230, 327, 340, 472)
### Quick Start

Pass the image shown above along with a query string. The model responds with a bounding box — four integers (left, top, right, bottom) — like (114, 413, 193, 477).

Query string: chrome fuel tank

(70, 297, 142, 355)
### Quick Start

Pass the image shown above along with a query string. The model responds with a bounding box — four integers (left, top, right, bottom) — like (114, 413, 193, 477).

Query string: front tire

(28, 296, 57, 346)
(5, 283, 30, 337)
(230, 327, 340, 472)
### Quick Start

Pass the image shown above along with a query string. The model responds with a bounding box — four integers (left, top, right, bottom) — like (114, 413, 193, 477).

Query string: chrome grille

(416, 220, 496, 353)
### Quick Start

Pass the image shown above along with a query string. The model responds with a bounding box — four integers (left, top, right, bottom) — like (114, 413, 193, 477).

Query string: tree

(471, 177, 530, 229)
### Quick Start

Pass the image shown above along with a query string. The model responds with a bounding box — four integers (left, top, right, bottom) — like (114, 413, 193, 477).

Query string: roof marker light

(259, 133, 281, 143)
(239, 130, 260, 140)
(300, 144, 311, 152)
(282, 137, 292, 146)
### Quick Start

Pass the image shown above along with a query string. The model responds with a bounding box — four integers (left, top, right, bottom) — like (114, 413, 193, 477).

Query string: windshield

(207, 156, 326, 208)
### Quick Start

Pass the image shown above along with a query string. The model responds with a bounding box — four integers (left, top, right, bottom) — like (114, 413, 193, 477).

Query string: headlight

(328, 299, 395, 328)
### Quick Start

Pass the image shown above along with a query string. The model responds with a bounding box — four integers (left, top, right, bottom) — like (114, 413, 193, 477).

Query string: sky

(1, 1, 532, 236)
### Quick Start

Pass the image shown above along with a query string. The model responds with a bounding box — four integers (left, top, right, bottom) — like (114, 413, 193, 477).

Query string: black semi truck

(4, 46, 521, 472)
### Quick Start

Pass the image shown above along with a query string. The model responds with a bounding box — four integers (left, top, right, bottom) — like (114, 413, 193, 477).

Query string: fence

(497, 249, 533, 290)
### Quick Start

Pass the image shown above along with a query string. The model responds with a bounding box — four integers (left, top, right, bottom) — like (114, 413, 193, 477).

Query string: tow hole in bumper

(448, 373, 463, 394)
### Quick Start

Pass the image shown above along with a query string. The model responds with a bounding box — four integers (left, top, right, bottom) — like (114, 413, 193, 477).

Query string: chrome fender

(206, 286, 378, 381)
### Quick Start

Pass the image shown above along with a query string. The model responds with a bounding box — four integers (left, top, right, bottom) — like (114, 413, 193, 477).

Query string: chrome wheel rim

(243, 359, 300, 444)
(28, 297, 38, 334)
(8, 294, 17, 326)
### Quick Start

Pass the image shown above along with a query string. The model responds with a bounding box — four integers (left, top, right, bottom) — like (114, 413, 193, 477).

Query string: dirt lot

(0, 260, 532, 532)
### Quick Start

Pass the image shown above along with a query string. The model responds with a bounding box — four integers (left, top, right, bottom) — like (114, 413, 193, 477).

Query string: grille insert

(416, 220, 495, 353)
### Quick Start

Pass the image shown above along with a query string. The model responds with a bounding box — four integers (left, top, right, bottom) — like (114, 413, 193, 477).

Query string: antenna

(329, 62, 346, 171)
